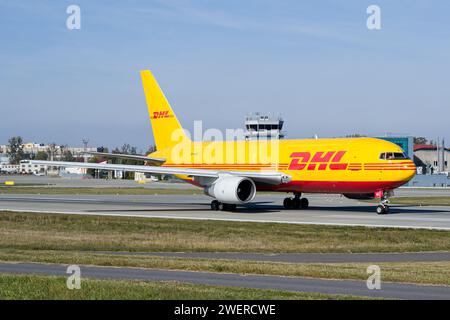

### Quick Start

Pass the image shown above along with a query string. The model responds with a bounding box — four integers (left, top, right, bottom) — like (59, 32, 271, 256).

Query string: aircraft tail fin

(141, 70, 190, 153)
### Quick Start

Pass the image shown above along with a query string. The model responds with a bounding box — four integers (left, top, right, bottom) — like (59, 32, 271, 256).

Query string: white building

(0, 143, 97, 160)
(244, 113, 286, 140)
(414, 144, 449, 174)
(19, 160, 47, 175)
(0, 164, 19, 174)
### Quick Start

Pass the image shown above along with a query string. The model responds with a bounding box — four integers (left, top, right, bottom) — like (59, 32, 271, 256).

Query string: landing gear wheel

(284, 195, 309, 210)
(292, 197, 301, 209)
(223, 204, 237, 212)
(376, 205, 389, 215)
(300, 198, 309, 209)
(376, 191, 391, 215)
(283, 197, 293, 209)
(211, 200, 220, 211)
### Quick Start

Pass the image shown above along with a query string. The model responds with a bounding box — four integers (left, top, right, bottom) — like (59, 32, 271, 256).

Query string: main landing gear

(283, 193, 309, 210)
(210, 200, 237, 211)
(376, 193, 390, 215)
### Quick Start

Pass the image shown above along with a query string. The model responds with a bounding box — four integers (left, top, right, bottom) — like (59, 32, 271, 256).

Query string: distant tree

(46, 143, 57, 161)
(87, 155, 100, 177)
(413, 137, 428, 145)
(96, 146, 109, 153)
(113, 143, 138, 155)
(111, 143, 140, 180)
(58, 144, 74, 162)
(35, 151, 48, 161)
(146, 145, 157, 155)
(7, 136, 24, 164)
(62, 150, 75, 162)
(88, 155, 100, 164)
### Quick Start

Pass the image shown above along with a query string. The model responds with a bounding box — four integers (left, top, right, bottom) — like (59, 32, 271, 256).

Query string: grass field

(0, 273, 361, 300)
(1, 211, 449, 298)
(1, 211, 450, 253)
(1, 249, 449, 286)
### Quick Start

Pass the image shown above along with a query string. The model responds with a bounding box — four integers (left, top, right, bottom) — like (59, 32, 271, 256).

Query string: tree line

(5, 136, 76, 164)
(4, 136, 156, 166)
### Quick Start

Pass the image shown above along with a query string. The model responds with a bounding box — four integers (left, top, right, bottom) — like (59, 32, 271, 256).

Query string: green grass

(1, 211, 450, 253)
(0, 186, 199, 195)
(1, 211, 450, 291)
(1, 249, 449, 286)
(0, 273, 362, 300)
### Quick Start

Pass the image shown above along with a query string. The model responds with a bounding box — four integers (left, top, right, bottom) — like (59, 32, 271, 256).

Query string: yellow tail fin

(141, 70, 191, 153)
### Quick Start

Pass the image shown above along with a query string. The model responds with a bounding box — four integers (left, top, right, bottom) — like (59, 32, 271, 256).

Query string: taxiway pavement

(1, 193, 450, 230)
(0, 262, 449, 299)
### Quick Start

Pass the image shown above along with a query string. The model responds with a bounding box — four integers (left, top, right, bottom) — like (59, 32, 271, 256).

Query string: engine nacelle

(206, 176, 256, 204)
(343, 193, 375, 200)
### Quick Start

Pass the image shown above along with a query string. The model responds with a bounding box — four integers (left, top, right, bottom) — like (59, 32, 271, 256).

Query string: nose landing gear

(283, 193, 309, 210)
(376, 192, 390, 215)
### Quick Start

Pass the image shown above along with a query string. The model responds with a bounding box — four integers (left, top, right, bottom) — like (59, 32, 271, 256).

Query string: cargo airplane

(31, 70, 416, 214)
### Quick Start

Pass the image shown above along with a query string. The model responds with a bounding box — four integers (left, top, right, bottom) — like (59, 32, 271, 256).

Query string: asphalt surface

(94, 251, 450, 263)
(1, 174, 450, 193)
(1, 178, 449, 299)
(1, 193, 450, 230)
(1, 262, 449, 299)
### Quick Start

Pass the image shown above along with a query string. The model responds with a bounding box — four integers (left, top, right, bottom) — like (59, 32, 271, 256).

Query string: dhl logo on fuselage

(151, 111, 174, 119)
(288, 151, 349, 171)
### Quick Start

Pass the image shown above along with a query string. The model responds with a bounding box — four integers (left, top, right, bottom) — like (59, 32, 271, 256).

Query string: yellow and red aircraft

(32, 70, 416, 214)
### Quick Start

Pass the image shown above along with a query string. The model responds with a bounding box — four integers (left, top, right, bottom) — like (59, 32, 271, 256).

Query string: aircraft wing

(84, 152, 165, 165)
(30, 160, 291, 185)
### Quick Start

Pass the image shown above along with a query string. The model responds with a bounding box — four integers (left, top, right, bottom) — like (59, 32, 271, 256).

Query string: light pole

(82, 139, 90, 176)
(82, 139, 89, 163)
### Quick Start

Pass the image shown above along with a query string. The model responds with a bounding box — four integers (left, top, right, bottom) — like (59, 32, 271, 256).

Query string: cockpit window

(379, 152, 408, 160)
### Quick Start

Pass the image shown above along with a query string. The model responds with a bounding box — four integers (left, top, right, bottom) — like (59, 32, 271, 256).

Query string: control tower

(244, 112, 285, 140)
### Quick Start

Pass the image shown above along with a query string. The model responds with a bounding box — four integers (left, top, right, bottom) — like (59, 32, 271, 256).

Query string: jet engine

(206, 176, 256, 204)
(343, 193, 375, 200)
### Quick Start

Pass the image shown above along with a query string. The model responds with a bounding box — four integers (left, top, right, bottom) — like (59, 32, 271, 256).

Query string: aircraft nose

(402, 160, 417, 181)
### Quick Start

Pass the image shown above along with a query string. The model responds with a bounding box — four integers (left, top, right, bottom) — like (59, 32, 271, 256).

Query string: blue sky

(1, 0, 449, 151)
